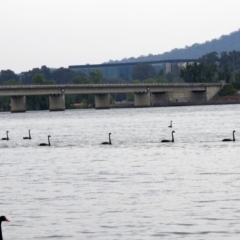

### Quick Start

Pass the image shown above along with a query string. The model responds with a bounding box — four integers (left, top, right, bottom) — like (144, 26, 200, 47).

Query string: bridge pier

(95, 94, 110, 109)
(11, 96, 26, 113)
(49, 94, 65, 111)
(206, 86, 221, 101)
(151, 92, 168, 106)
(134, 92, 150, 107)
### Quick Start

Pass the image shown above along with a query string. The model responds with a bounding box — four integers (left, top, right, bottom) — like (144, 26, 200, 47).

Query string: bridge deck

(0, 83, 222, 96)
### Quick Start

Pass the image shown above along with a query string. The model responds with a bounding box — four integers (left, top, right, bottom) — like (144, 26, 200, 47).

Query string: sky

(1, 0, 240, 73)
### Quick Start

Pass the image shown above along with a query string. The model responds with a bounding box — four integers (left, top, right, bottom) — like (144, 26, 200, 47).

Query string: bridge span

(0, 83, 223, 112)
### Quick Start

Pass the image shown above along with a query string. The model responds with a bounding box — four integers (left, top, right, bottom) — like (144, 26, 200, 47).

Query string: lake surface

(1, 105, 240, 239)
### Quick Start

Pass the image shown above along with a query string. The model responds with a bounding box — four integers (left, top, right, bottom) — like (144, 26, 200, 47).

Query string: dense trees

(32, 73, 55, 85)
(218, 65, 231, 83)
(199, 51, 219, 64)
(218, 84, 237, 96)
(20, 66, 52, 84)
(130, 63, 170, 84)
(3, 79, 21, 85)
(235, 71, 240, 82)
(89, 70, 103, 84)
(0, 70, 18, 84)
(71, 76, 90, 84)
(51, 67, 78, 84)
(180, 51, 240, 83)
(180, 62, 218, 83)
(132, 63, 157, 81)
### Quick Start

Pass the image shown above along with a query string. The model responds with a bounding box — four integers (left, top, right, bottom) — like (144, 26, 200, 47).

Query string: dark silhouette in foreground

(0, 216, 10, 240)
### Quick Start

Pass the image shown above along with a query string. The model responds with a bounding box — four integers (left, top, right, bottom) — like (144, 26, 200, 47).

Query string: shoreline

(1, 100, 240, 112)
(111, 100, 240, 108)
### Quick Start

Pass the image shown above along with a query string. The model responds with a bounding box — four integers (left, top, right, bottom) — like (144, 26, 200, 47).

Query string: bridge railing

(0, 82, 223, 89)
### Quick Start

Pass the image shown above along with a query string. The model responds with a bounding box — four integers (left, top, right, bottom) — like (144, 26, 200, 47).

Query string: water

(1, 105, 240, 239)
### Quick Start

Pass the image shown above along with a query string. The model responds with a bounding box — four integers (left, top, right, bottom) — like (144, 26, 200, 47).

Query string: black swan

(39, 135, 51, 146)
(0, 216, 10, 240)
(161, 131, 175, 142)
(102, 133, 112, 145)
(168, 120, 172, 128)
(23, 129, 31, 139)
(2, 131, 9, 141)
(222, 130, 235, 142)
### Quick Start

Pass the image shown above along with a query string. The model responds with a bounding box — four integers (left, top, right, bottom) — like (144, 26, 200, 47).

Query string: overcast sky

(1, 0, 240, 73)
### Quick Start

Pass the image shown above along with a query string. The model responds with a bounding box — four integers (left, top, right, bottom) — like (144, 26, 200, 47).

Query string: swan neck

(172, 132, 174, 142)
(0, 223, 2, 240)
(233, 131, 235, 141)
(48, 137, 51, 146)
(109, 134, 111, 144)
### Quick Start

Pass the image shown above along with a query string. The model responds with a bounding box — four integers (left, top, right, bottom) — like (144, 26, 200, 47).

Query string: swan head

(109, 133, 111, 135)
(0, 216, 10, 222)
(48, 135, 51, 138)
(172, 131, 175, 133)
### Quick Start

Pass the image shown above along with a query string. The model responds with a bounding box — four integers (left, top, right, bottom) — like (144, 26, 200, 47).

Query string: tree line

(180, 51, 240, 83)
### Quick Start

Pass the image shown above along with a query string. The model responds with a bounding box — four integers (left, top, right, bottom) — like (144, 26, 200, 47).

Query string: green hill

(108, 29, 240, 63)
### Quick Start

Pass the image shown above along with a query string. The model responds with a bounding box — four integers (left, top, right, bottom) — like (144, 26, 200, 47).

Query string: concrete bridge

(0, 83, 223, 112)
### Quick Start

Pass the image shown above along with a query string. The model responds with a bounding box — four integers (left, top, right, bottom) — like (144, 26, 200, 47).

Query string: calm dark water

(1, 105, 240, 239)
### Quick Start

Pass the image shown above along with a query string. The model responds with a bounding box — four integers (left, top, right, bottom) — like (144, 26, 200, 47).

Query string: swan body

(23, 129, 31, 139)
(2, 131, 9, 141)
(168, 120, 172, 128)
(39, 135, 51, 146)
(102, 133, 112, 145)
(0, 216, 10, 240)
(161, 131, 175, 143)
(222, 130, 235, 142)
